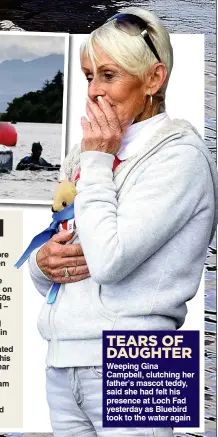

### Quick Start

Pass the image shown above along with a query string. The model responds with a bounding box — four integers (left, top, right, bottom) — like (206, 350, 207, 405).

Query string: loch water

(0, 123, 62, 202)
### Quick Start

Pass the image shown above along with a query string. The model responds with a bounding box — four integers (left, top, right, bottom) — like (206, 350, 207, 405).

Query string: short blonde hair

(80, 7, 173, 112)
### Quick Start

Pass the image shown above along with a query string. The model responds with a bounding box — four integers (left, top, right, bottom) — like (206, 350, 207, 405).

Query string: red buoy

(0, 122, 17, 147)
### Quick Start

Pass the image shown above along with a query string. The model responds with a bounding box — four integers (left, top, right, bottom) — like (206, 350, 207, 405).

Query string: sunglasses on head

(107, 13, 161, 63)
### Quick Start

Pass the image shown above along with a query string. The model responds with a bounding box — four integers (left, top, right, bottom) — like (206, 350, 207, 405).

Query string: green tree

(1, 70, 64, 123)
(52, 70, 64, 88)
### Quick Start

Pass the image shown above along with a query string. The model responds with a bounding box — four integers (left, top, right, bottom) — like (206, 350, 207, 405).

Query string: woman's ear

(144, 63, 168, 95)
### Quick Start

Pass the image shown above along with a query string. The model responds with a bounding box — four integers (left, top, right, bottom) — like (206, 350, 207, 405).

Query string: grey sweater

(29, 119, 218, 367)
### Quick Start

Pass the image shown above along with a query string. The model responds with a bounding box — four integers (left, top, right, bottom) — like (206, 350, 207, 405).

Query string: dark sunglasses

(107, 13, 161, 63)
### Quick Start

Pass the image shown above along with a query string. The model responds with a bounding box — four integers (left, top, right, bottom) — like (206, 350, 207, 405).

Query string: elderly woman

(29, 6, 217, 437)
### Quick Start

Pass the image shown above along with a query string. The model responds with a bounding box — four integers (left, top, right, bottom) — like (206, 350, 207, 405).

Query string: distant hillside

(1, 70, 63, 123)
(0, 54, 64, 111)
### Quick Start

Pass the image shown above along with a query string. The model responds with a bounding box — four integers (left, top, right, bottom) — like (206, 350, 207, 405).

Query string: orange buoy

(0, 122, 17, 147)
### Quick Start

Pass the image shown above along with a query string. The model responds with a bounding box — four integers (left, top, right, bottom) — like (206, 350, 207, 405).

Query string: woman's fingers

(48, 234, 85, 258)
(85, 101, 100, 129)
(56, 272, 91, 284)
(37, 252, 90, 283)
(97, 96, 121, 132)
(56, 255, 87, 267)
(81, 116, 93, 136)
(49, 263, 90, 279)
(36, 238, 85, 269)
(36, 236, 90, 284)
(51, 230, 75, 244)
(87, 99, 109, 132)
(87, 97, 121, 134)
(81, 96, 123, 154)
(41, 254, 88, 270)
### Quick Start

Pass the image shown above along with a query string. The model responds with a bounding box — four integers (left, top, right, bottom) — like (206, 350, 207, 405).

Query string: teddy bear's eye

(62, 201, 67, 207)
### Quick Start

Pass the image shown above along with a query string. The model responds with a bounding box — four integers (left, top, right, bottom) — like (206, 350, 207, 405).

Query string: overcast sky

(0, 34, 66, 63)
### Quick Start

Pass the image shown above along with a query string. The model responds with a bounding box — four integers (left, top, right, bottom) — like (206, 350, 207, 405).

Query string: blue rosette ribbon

(14, 202, 75, 304)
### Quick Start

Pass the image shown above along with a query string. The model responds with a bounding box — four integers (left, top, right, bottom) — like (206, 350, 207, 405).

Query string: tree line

(1, 70, 64, 123)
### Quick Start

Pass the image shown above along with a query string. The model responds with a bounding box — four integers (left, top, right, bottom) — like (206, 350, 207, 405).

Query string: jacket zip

(48, 285, 63, 364)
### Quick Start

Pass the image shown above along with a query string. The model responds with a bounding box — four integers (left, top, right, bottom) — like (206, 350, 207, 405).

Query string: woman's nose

(88, 79, 105, 101)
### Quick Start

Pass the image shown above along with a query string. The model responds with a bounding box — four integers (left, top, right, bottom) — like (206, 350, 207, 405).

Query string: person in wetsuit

(16, 142, 60, 170)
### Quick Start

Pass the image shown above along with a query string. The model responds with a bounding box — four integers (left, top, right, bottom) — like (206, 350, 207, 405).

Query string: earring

(150, 95, 153, 105)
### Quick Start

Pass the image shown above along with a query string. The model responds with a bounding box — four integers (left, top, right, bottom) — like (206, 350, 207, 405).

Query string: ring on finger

(64, 267, 70, 278)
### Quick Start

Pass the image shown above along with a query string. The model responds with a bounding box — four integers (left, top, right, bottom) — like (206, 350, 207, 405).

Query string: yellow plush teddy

(15, 179, 78, 303)
(52, 180, 77, 235)
(15, 180, 77, 269)
(52, 180, 77, 213)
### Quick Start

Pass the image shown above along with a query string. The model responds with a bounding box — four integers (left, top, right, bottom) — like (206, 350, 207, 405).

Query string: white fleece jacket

(29, 118, 218, 367)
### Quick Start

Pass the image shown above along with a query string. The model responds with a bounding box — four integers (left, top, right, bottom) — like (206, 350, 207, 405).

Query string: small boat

(0, 145, 13, 172)
(0, 122, 17, 171)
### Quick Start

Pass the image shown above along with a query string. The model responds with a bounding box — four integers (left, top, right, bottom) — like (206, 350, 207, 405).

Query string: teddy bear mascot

(14, 180, 77, 304)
